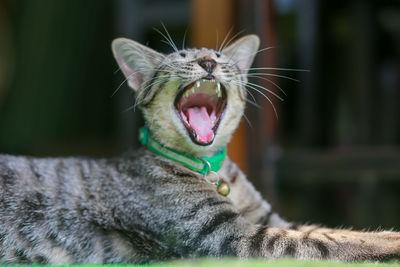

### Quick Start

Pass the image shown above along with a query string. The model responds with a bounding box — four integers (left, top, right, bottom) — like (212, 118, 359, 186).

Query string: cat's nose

(198, 56, 217, 74)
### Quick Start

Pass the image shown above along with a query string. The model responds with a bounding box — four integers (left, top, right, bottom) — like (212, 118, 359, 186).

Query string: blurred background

(0, 0, 399, 230)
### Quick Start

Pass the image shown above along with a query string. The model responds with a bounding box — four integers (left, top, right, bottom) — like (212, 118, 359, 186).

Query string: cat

(0, 34, 399, 265)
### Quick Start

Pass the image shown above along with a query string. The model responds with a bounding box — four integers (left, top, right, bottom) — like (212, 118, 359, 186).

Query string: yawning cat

(0, 35, 398, 264)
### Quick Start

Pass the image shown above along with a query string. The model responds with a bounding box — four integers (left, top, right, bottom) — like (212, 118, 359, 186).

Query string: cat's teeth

(216, 83, 221, 97)
(182, 80, 222, 98)
(211, 111, 216, 124)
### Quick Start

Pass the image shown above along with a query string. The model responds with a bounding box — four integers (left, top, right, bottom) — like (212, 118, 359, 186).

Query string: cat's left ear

(222, 34, 260, 74)
(112, 38, 164, 92)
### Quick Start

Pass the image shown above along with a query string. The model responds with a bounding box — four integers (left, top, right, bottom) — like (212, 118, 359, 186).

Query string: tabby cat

(0, 34, 399, 264)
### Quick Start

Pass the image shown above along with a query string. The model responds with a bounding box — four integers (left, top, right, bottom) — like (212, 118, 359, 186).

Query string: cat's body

(0, 35, 399, 264)
(3, 148, 399, 264)
(0, 149, 279, 264)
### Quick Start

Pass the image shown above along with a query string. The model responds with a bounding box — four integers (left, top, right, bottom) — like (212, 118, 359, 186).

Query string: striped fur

(1, 151, 399, 264)
(0, 35, 399, 264)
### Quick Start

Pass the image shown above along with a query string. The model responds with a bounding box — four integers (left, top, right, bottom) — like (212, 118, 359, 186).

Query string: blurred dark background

(0, 0, 399, 230)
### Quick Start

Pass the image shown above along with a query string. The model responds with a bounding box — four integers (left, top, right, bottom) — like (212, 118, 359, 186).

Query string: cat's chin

(174, 78, 227, 147)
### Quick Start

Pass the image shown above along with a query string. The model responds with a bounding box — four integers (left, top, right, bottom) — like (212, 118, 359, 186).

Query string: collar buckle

(200, 158, 220, 185)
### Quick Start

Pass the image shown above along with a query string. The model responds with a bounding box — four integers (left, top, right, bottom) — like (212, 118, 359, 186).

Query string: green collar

(139, 126, 226, 175)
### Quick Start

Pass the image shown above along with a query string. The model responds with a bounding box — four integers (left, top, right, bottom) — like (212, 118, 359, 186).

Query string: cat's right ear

(112, 38, 164, 92)
(222, 34, 260, 74)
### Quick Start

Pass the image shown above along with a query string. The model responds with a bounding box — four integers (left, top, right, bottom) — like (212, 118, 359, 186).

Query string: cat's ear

(112, 38, 164, 92)
(222, 34, 260, 74)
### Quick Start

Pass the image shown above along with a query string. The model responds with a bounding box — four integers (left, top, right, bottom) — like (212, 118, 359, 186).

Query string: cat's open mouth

(175, 79, 227, 146)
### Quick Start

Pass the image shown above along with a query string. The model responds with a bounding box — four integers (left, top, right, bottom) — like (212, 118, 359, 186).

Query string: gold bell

(217, 182, 230, 196)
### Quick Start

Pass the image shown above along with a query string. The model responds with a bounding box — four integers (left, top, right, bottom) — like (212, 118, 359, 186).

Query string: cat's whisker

(136, 76, 171, 99)
(145, 74, 175, 82)
(245, 98, 261, 109)
(245, 80, 285, 99)
(112, 79, 127, 97)
(143, 54, 181, 72)
(222, 30, 248, 63)
(112, 69, 141, 97)
(132, 75, 171, 101)
(231, 80, 279, 119)
(140, 75, 175, 93)
(251, 87, 279, 119)
(159, 63, 182, 72)
(160, 22, 178, 52)
(113, 67, 121, 75)
(247, 76, 287, 96)
(112, 66, 176, 98)
(249, 46, 275, 57)
(243, 113, 253, 128)
(123, 103, 137, 113)
(182, 27, 189, 50)
(153, 64, 182, 72)
(134, 76, 180, 108)
(152, 68, 178, 73)
(246, 88, 258, 104)
(124, 78, 170, 112)
(221, 29, 246, 52)
(153, 26, 178, 52)
(218, 27, 234, 52)
(244, 73, 300, 83)
(245, 67, 309, 72)
(160, 40, 177, 50)
(138, 50, 167, 66)
(232, 78, 258, 104)
(229, 46, 275, 66)
(215, 29, 219, 51)
(231, 79, 283, 101)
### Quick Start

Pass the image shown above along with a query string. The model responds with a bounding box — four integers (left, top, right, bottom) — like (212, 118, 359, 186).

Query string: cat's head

(112, 35, 259, 156)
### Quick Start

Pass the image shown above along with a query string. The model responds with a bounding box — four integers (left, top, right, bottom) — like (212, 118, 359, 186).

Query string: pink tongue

(186, 106, 214, 143)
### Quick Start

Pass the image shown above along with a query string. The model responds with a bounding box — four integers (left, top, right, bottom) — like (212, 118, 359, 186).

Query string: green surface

(40, 258, 400, 267)
(162, 258, 400, 267)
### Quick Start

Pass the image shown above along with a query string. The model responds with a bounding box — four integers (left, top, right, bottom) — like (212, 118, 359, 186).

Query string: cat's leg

(147, 180, 400, 261)
(175, 193, 400, 261)
(238, 225, 400, 261)
(111, 156, 400, 262)
(217, 160, 400, 261)
(220, 158, 292, 228)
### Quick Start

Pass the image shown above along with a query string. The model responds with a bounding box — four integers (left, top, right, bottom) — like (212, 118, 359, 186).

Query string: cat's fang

(216, 83, 221, 97)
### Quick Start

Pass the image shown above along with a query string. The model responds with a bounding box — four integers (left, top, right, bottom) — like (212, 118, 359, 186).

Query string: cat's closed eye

(180, 52, 186, 57)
